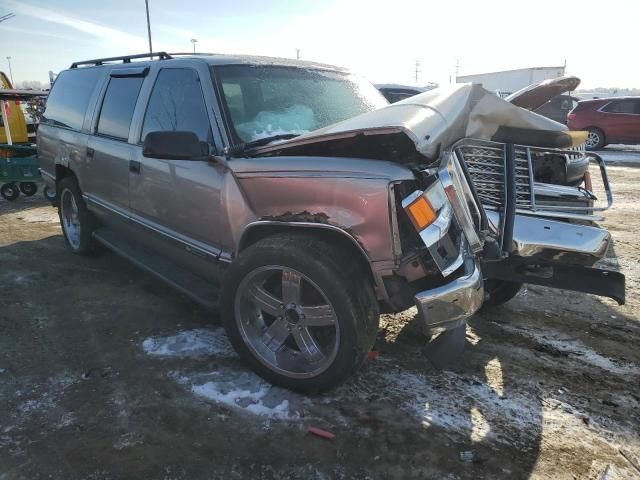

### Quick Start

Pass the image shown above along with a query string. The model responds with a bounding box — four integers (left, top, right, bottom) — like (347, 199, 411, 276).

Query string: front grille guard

(454, 138, 613, 217)
(449, 138, 613, 254)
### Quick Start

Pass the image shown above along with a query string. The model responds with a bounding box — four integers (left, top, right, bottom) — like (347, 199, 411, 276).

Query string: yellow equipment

(0, 72, 28, 144)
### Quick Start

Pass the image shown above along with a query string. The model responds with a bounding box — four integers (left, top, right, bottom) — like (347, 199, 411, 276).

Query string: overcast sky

(1, 0, 638, 89)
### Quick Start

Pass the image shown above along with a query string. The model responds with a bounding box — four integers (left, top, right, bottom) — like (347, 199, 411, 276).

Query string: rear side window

(42, 68, 103, 130)
(96, 76, 144, 140)
(602, 100, 640, 114)
(141, 68, 211, 143)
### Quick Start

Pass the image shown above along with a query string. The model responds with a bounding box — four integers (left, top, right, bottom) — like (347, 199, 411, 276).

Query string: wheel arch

(55, 164, 76, 183)
(238, 221, 379, 293)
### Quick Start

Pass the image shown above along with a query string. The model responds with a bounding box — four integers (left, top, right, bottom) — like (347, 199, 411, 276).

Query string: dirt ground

(1, 155, 640, 479)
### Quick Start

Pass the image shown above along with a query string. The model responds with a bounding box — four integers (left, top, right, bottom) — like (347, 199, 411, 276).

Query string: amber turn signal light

(405, 195, 437, 230)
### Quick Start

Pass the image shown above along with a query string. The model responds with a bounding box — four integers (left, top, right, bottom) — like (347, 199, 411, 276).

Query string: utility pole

(296, 49, 300, 60)
(144, 0, 153, 58)
(414, 60, 421, 84)
(0, 12, 15, 24)
(191, 38, 198, 54)
(6, 56, 13, 85)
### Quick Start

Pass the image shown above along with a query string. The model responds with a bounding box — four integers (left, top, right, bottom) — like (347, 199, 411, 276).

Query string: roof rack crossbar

(70, 52, 172, 69)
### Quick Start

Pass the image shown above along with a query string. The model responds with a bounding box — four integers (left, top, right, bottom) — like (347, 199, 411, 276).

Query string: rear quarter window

(602, 100, 639, 114)
(96, 76, 145, 140)
(42, 68, 104, 130)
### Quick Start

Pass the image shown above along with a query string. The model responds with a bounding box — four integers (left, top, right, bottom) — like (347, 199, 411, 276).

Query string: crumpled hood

(252, 83, 579, 161)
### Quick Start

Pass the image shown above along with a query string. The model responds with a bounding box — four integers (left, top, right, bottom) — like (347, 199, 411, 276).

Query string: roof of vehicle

(578, 96, 640, 103)
(375, 83, 430, 92)
(68, 52, 347, 72)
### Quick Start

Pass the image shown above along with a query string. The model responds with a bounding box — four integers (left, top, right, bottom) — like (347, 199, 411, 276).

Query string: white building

(456, 66, 566, 97)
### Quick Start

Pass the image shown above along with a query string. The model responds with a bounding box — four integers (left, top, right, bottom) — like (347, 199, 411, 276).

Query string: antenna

(415, 60, 421, 84)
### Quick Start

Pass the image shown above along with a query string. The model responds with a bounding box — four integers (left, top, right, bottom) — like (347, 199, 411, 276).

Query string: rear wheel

(19, 182, 37, 196)
(57, 176, 97, 255)
(585, 127, 605, 150)
(221, 233, 378, 394)
(0, 183, 20, 201)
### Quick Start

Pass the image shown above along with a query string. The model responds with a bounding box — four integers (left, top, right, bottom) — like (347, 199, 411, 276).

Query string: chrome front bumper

(486, 210, 611, 265)
(414, 247, 483, 336)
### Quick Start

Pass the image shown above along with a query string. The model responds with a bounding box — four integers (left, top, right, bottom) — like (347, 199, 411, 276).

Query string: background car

(568, 97, 640, 150)
(375, 83, 437, 103)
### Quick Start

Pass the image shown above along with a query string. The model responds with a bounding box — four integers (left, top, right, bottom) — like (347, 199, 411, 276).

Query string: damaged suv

(38, 53, 625, 393)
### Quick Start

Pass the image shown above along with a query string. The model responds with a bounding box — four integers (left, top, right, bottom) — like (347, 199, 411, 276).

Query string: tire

(481, 279, 523, 310)
(57, 176, 97, 255)
(220, 233, 379, 394)
(19, 182, 37, 196)
(0, 183, 20, 201)
(585, 127, 605, 150)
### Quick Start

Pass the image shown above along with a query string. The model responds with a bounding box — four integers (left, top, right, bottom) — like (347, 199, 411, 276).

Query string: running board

(93, 229, 219, 310)
(483, 260, 625, 305)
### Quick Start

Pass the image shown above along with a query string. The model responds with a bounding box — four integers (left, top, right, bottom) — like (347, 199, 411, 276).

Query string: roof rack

(166, 52, 218, 57)
(70, 52, 173, 69)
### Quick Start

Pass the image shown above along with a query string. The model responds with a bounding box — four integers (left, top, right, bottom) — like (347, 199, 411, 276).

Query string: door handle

(86, 147, 94, 159)
(130, 160, 141, 174)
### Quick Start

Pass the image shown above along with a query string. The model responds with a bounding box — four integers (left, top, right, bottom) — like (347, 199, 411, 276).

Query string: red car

(568, 97, 640, 150)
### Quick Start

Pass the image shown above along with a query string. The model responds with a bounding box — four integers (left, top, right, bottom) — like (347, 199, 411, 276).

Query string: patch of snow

(7, 373, 77, 435)
(497, 324, 639, 376)
(141, 328, 236, 358)
(191, 371, 298, 420)
(113, 432, 144, 450)
(379, 370, 540, 442)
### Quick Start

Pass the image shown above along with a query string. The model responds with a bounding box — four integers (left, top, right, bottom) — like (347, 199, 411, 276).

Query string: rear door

(85, 67, 147, 213)
(129, 65, 226, 256)
(599, 99, 640, 143)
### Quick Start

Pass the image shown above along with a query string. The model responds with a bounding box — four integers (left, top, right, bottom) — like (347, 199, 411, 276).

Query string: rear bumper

(414, 248, 484, 336)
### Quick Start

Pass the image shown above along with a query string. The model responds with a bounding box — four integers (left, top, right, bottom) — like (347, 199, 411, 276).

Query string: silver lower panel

(486, 210, 611, 265)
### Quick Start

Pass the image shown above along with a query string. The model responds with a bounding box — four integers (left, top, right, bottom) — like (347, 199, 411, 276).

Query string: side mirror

(142, 131, 209, 160)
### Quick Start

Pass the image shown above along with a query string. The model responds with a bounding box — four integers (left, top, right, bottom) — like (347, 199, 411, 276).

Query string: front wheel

(0, 183, 20, 201)
(481, 279, 522, 310)
(221, 234, 378, 394)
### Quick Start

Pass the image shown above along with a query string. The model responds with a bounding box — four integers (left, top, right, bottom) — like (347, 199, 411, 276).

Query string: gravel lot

(1, 159, 639, 479)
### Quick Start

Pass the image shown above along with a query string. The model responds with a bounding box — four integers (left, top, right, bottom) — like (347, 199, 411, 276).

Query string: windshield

(212, 65, 388, 144)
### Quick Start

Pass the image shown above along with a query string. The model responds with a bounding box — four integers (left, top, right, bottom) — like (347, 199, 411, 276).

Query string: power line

(0, 12, 16, 23)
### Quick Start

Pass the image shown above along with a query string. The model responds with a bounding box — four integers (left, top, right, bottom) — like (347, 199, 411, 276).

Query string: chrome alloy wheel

(234, 266, 339, 378)
(60, 188, 81, 249)
(586, 130, 601, 149)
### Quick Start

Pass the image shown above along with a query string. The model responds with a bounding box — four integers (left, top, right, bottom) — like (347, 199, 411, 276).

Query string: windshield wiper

(241, 133, 300, 151)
